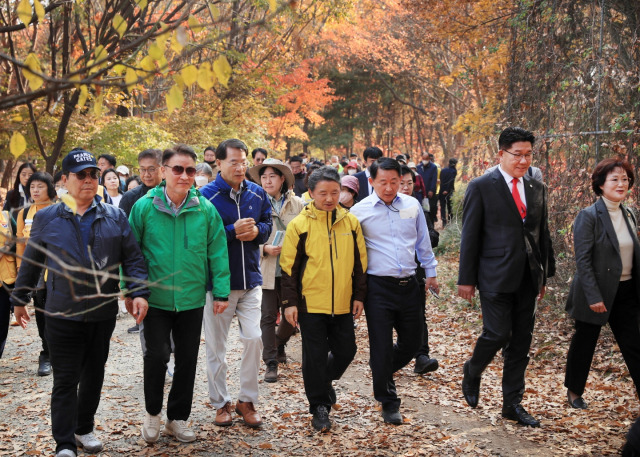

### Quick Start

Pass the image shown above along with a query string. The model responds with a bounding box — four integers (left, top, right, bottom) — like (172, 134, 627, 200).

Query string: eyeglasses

(71, 169, 100, 180)
(164, 165, 197, 177)
(137, 167, 158, 175)
(222, 160, 248, 169)
(501, 149, 534, 161)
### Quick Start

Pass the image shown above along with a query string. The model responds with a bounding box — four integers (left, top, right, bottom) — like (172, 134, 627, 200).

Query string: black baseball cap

(62, 148, 99, 173)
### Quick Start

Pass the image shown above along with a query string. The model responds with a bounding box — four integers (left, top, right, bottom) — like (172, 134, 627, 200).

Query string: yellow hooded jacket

(280, 203, 367, 315)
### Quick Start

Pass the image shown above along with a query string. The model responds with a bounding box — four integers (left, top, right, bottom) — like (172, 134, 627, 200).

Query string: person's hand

(237, 225, 259, 242)
(442, 191, 448, 196)
(427, 191, 434, 198)
(538, 285, 546, 301)
(213, 301, 228, 315)
(130, 297, 148, 324)
(264, 245, 282, 256)
(590, 301, 607, 313)
(13, 306, 30, 329)
(234, 218, 255, 236)
(284, 306, 298, 327)
(425, 277, 439, 295)
(352, 300, 364, 320)
(458, 285, 476, 302)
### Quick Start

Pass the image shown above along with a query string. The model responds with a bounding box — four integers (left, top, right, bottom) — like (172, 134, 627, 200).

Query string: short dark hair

(138, 149, 162, 164)
(498, 127, 535, 150)
(25, 172, 56, 200)
(289, 155, 303, 164)
(307, 166, 341, 191)
(162, 144, 198, 165)
(97, 153, 117, 167)
(591, 157, 635, 196)
(53, 171, 63, 185)
(400, 164, 415, 182)
(449, 158, 458, 167)
(216, 139, 248, 160)
(370, 157, 401, 180)
(304, 163, 322, 188)
(204, 146, 215, 153)
(125, 175, 142, 189)
(251, 148, 268, 159)
(363, 146, 383, 161)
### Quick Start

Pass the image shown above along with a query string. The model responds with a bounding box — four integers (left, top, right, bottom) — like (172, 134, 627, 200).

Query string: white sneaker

(141, 412, 162, 443)
(56, 450, 76, 457)
(163, 419, 196, 443)
(74, 432, 103, 453)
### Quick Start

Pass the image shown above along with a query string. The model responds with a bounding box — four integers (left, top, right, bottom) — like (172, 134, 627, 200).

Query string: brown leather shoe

(215, 402, 233, 426)
(235, 400, 262, 428)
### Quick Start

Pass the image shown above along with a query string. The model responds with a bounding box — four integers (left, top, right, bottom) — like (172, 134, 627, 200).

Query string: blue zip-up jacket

(11, 196, 149, 322)
(200, 173, 272, 290)
(416, 162, 438, 195)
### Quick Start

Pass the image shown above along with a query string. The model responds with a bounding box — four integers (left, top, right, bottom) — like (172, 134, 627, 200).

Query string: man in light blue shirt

(350, 158, 439, 425)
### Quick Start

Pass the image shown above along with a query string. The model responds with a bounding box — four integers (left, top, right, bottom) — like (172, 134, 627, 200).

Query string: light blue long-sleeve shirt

(350, 191, 437, 278)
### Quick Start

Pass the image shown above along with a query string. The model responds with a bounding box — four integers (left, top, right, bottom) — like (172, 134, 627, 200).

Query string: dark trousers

(365, 275, 423, 411)
(34, 288, 48, 357)
(414, 265, 430, 358)
(45, 316, 116, 454)
(298, 312, 356, 413)
(467, 267, 537, 405)
(260, 277, 295, 363)
(565, 279, 640, 397)
(143, 306, 203, 421)
(428, 195, 438, 225)
(439, 193, 453, 226)
(0, 286, 10, 358)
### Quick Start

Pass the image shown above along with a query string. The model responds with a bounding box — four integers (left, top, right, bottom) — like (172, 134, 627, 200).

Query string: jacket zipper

(236, 196, 246, 290)
(327, 213, 335, 317)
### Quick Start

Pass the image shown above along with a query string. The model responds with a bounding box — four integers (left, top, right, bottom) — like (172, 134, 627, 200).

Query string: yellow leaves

(17, 0, 32, 25)
(208, 3, 220, 20)
(9, 132, 27, 159)
(134, 0, 147, 10)
(156, 23, 170, 48)
(112, 13, 127, 38)
(22, 53, 43, 90)
(213, 56, 231, 88)
(188, 15, 203, 34)
(125, 68, 138, 87)
(59, 194, 77, 215)
(34, 0, 44, 21)
(94, 45, 107, 64)
(197, 62, 216, 91)
(171, 26, 188, 53)
(139, 56, 156, 73)
(440, 75, 455, 87)
(93, 94, 104, 117)
(148, 42, 163, 61)
(181, 65, 198, 86)
(165, 85, 184, 113)
(77, 85, 89, 108)
(268, 0, 277, 13)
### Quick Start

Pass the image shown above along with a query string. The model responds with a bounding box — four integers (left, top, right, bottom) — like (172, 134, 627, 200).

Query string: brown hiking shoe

(235, 401, 262, 428)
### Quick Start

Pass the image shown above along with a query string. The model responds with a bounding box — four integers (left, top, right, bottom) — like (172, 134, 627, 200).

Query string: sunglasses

(165, 165, 197, 177)
(71, 169, 100, 180)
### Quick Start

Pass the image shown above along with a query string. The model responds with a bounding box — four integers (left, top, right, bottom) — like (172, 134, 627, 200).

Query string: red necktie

(512, 178, 526, 219)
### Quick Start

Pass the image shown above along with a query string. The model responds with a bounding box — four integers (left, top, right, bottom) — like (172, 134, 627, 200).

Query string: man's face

(290, 161, 303, 175)
(163, 154, 196, 197)
(421, 153, 430, 163)
(499, 141, 533, 179)
(62, 168, 100, 204)
(204, 150, 216, 163)
(216, 147, 247, 190)
(138, 157, 163, 188)
(254, 152, 267, 165)
(97, 158, 111, 172)
(370, 168, 401, 205)
(365, 156, 377, 169)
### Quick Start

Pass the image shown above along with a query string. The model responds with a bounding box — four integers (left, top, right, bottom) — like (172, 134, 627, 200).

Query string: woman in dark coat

(565, 157, 640, 409)
(3, 162, 36, 220)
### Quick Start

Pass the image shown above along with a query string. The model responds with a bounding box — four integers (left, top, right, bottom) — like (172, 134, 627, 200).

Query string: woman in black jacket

(4, 162, 37, 220)
(565, 157, 640, 409)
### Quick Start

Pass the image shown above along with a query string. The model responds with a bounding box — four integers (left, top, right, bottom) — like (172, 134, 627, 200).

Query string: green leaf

(9, 132, 26, 159)
(213, 56, 231, 88)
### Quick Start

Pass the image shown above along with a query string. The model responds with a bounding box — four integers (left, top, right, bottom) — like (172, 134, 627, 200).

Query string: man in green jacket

(129, 145, 230, 444)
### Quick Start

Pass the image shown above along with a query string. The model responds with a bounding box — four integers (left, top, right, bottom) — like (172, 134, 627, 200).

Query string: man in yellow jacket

(280, 166, 367, 432)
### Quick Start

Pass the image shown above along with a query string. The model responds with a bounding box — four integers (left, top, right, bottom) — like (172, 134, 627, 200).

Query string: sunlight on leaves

(9, 132, 27, 159)
(213, 56, 231, 88)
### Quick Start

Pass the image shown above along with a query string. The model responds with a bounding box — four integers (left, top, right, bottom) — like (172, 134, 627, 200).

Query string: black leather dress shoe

(502, 404, 540, 427)
(461, 361, 480, 408)
(567, 391, 588, 409)
(382, 409, 403, 425)
(37, 354, 52, 377)
(414, 355, 439, 374)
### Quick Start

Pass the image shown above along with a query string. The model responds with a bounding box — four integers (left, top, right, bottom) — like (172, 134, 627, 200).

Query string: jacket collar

(149, 182, 201, 216)
(214, 172, 247, 195)
(595, 197, 622, 255)
(303, 202, 348, 225)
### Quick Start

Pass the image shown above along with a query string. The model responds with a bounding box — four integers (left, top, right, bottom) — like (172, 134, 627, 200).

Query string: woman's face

(600, 167, 630, 203)
(29, 181, 49, 203)
(104, 171, 120, 191)
(127, 180, 140, 191)
(260, 167, 286, 198)
(19, 167, 34, 187)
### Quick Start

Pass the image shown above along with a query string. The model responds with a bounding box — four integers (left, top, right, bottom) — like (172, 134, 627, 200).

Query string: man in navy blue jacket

(200, 139, 272, 429)
(416, 151, 439, 225)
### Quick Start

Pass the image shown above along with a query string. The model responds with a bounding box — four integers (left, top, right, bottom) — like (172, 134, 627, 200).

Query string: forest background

(1, 0, 639, 293)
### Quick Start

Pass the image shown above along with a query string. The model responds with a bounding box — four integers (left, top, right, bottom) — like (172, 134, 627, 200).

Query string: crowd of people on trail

(0, 126, 639, 457)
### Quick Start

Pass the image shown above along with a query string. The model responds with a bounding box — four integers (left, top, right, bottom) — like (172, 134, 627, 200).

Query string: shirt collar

(163, 185, 189, 213)
(498, 164, 522, 185)
(63, 197, 97, 214)
(370, 190, 399, 206)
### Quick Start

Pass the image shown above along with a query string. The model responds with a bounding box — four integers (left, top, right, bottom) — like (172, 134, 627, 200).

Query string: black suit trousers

(565, 279, 640, 397)
(467, 266, 537, 405)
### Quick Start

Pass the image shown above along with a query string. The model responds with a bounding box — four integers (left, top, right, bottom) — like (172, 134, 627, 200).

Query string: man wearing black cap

(12, 148, 150, 457)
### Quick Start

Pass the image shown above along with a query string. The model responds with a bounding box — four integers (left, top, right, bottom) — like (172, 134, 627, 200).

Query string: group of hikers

(0, 125, 639, 456)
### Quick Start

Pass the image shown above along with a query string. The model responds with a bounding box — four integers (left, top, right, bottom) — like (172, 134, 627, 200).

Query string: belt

(375, 275, 416, 286)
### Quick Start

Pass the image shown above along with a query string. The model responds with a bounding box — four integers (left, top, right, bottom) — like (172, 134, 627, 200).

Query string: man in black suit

(458, 127, 553, 427)
(353, 146, 383, 202)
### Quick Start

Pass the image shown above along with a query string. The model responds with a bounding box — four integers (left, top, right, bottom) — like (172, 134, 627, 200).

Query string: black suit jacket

(458, 168, 553, 294)
(354, 170, 370, 203)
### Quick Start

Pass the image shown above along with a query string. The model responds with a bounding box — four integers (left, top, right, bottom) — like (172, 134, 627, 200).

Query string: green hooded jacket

(129, 183, 230, 311)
